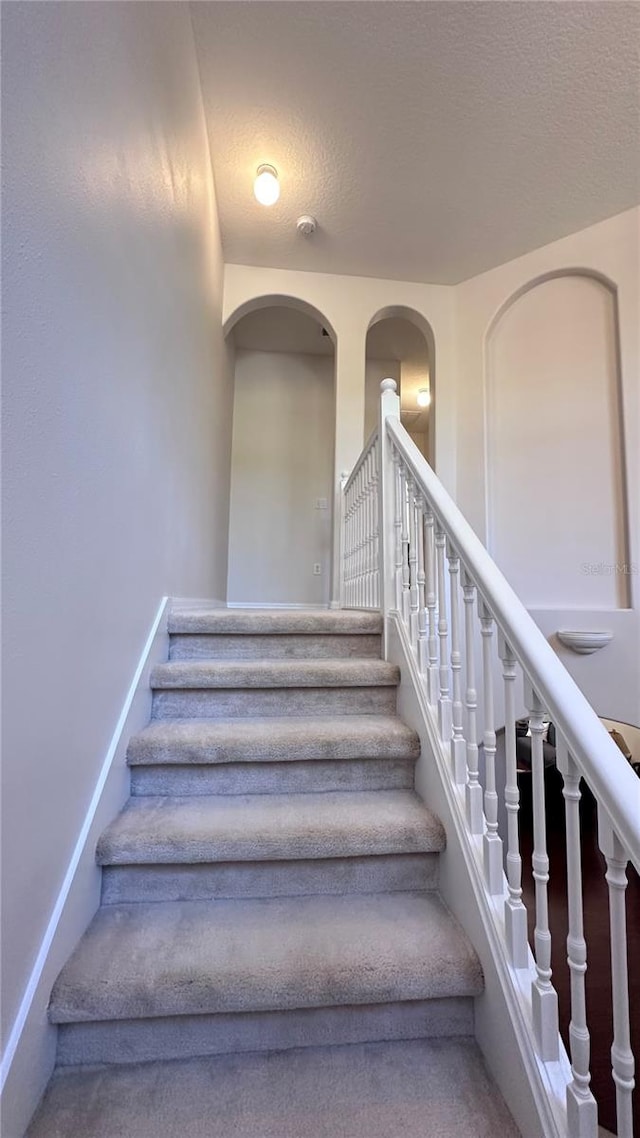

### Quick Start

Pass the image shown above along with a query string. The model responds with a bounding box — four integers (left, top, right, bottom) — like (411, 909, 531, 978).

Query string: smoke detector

(296, 215, 317, 237)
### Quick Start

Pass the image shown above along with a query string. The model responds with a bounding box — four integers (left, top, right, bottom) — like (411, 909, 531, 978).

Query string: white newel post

(378, 379, 401, 654)
(335, 472, 349, 610)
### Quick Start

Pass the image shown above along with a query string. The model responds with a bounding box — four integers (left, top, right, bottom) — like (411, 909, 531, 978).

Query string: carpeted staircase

(27, 609, 520, 1137)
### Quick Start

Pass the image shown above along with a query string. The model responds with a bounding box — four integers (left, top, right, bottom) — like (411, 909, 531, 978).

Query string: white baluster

(423, 505, 439, 704)
(447, 540, 466, 784)
(415, 493, 429, 673)
(357, 465, 365, 607)
(498, 633, 529, 968)
(362, 450, 371, 609)
(407, 475, 419, 645)
(345, 487, 353, 606)
(480, 600, 503, 894)
(372, 443, 380, 608)
(393, 452, 404, 611)
(399, 464, 411, 624)
(525, 682, 559, 1060)
(369, 447, 377, 607)
(462, 568, 483, 834)
(555, 738, 598, 1138)
(598, 814, 636, 1138)
(435, 525, 452, 742)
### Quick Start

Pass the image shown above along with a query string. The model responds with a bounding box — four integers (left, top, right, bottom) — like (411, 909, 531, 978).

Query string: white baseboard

(227, 602, 330, 609)
(169, 596, 226, 612)
(0, 597, 169, 1138)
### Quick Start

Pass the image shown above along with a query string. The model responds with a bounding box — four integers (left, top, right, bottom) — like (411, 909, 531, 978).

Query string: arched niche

(225, 297, 337, 606)
(485, 270, 629, 608)
(224, 294, 337, 347)
(366, 306, 436, 467)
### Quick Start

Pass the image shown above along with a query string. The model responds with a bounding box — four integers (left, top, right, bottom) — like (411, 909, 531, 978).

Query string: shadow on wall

(224, 299, 336, 607)
(365, 307, 436, 469)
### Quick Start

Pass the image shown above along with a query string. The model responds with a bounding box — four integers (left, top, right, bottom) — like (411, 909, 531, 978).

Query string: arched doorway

(365, 307, 435, 468)
(225, 300, 336, 606)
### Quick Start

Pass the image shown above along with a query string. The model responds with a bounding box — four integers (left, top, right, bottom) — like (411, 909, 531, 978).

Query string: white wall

(1, 2, 233, 1124)
(223, 265, 457, 495)
(456, 208, 639, 723)
(224, 267, 457, 606)
(487, 274, 627, 608)
(227, 350, 334, 604)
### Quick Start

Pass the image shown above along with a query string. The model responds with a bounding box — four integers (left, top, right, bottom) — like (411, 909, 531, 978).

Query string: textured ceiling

(191, 1, 640, 284)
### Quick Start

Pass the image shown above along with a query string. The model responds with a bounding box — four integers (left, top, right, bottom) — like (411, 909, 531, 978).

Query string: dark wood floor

(518, 769, 639, 1135)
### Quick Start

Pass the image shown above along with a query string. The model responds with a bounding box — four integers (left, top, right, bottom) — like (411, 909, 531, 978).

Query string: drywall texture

(1, 0, 232, 1071)
(487, 274, 627, 608)
(191, 1, 640, 284)
(456, 208, 639, 723)
(223, 265, 457, 496)
(227, 350, 334, 604)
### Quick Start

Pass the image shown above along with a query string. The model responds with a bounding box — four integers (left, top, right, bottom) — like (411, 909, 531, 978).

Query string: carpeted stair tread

(168, 608, 383, 635)
(150, 658, 399, 690)
(49, 892, 483, 1023)
(128, 715, 420, 766)
(96, 790, 445, 865)
(26, 1038, 521, 1138)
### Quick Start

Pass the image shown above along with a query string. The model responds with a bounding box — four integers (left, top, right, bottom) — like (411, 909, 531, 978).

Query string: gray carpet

(96, 789, 445, 863)
(27, 1038, 521, 1138)
(49, 892, 483, 1023)
(27, 607, 520, 1136)
(127, 714, 421, 764)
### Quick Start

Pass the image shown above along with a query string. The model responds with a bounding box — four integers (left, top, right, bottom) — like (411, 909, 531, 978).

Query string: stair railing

(340, 379, 639, 1138)
(341, 427, 380, 609)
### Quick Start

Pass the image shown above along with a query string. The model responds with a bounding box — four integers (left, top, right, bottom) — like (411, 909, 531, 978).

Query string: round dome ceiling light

(296, 215, 317, 237)
(254, 164, 280, 206)
(417, 388, 431, 408)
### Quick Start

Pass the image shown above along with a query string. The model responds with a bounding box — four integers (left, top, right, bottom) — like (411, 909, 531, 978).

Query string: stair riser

(151, 687, 397, 719)
(167, 613, 383, 635)
(101, 853, 439, 904)
(130, 758, 416, 796)
(56, 997, 474, 1067)
(169, 633, 382, 660)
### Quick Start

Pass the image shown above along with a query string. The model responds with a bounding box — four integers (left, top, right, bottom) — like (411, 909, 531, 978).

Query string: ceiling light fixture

(417, 388, 431, 408)
(254, 164, 280, 206)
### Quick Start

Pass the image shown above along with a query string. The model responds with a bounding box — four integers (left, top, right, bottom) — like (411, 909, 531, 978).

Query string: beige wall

(1, 3, 233, 1123)
(223, 265, 458, 497)
(455, 208, 639, 722)
(227, 350, 335, 604)
(488, 274, 627, 608)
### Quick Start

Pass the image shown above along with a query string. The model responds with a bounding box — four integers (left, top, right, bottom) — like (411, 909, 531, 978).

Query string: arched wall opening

(365, 306, 436, 468)
(485, 270, 629, 608)
(225, 297, 336, 606)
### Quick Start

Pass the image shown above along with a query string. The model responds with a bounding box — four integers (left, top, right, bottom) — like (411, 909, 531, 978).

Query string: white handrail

(385, 416, 640, 870)
(340, 380, 638, 1137)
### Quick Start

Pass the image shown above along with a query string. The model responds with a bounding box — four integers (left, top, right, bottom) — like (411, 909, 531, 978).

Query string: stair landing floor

(27, 1037, 521, 1138)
